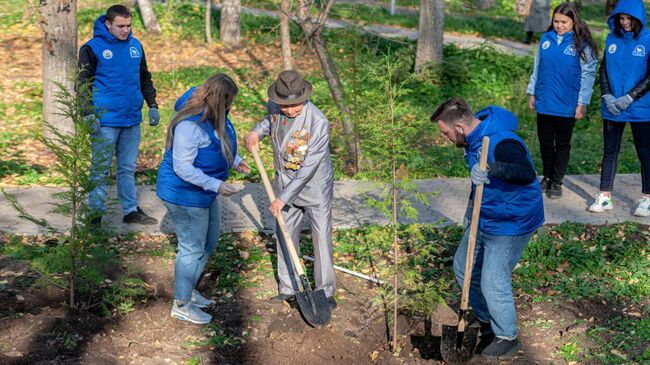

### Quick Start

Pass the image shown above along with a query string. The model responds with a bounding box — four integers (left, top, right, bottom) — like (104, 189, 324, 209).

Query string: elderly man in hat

(244, 70, 336, 309)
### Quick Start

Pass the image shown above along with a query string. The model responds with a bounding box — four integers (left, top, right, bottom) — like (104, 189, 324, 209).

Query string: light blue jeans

(89, 124, 141, 215)
(453, 228, 533, 340)
(164, 199, 221, 301)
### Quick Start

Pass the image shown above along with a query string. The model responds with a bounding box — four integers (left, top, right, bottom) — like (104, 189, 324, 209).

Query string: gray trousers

(276, 201, 336, 297)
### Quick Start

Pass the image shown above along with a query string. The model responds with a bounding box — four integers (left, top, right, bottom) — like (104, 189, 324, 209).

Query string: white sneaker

(192, 289, 216, 308)
(170, 301, 212, 324)
(588, 193, 613, 213)
(634, 197, 650, 217)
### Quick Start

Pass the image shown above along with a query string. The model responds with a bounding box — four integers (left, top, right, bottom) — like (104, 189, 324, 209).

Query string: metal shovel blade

(295, 287, 331, 328)
(441, 322, 479, 364)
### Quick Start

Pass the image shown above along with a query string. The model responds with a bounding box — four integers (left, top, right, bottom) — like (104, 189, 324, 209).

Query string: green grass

(587, 317, 650, 364)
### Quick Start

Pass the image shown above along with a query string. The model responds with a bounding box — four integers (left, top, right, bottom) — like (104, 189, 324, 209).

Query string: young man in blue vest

(431, 98, 545, 358)
(78, 4, 159, 225)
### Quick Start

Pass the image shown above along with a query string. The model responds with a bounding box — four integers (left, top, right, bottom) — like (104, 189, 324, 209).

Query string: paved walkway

(1, 174, 646, 236)
(234, 5, 535, 57)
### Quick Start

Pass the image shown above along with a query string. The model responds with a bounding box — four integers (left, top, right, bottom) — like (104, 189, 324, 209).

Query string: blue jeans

(164, 199, 221, 301)
(453, 228, 533, 340)
(89, 125, 141, 215)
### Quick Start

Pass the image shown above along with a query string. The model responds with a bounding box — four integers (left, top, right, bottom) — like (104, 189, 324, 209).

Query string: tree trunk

(137, 0, 162, 35)
(40, 0, 77, 137)
(280, 0, 293, 70)
(415, 0, 444, 76)
(206, 0, 212, 44)
(475, 0, 495, 10)
(220, 0, 241, 47)
(295, 0, 360, 172)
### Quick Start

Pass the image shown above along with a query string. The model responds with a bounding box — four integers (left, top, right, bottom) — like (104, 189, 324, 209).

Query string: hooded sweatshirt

(156, 87, 238, 208)
(81, 15, 148, 127)
(601, 0, 650, 122)
(465, 106, 545, 236)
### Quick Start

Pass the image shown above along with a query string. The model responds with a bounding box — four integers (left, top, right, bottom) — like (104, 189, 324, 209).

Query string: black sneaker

(89, 216, 102, 230)
(540, 177, 551, 193)
(326, 296, 337, 309)
(547, 181, 562, 199)
(123, 207, 158, 225)
(481, 337, 521, 358)
(476, 321, 495, 353)
(269, 293, 295, 304)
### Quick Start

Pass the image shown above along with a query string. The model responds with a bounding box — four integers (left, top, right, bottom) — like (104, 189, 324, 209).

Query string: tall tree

(475, 0, 496, 10)
(220, 0, 241, 47)
(415, 0, 444, 76)
(280, 0, 293, 70)
(40, 0, 77, 136)
(295, 0, 360, 172)
(137, 0, 162, 35)
(206, 0, 213, 44)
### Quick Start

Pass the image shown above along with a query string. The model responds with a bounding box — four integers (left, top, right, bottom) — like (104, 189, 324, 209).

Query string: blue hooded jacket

(534, 31, 583, 117)
(602, 0, 650, 122)
(85, 15, 144, 127)
(465, 106, 545, 236)
(156, 87, 238, 208)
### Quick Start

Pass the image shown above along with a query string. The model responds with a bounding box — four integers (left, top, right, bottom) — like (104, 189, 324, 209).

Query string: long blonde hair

(165, 73, 238, 166)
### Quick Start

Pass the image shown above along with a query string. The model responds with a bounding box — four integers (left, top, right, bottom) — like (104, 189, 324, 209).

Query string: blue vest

(535, 31, 583, 118)
(156, 120, 237, 208)
(85, 15, 144, 127)
(602, 0, 650, 122)
(465, 107, 545, 236)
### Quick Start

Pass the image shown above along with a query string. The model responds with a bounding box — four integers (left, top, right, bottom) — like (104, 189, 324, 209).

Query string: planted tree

(358, 58, 443, 352)
(2, 76, 110, 309)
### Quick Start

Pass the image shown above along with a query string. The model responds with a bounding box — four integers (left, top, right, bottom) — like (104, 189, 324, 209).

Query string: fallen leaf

(370, 351, 379, 361)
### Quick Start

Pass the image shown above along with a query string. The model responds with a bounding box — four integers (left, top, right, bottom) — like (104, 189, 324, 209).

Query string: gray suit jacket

(252, 101, 334, 207)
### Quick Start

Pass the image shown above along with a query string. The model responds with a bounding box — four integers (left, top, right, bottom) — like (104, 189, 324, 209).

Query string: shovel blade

(295, 288, 331, 328)
(440, 323, 479, 365)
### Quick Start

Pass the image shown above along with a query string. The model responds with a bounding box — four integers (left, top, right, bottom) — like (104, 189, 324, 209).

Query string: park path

(1, 174, 647, 236)
(232, 4, 535, 57)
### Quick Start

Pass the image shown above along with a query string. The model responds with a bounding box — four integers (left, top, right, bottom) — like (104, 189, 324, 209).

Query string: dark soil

(0, 234, 633, 365)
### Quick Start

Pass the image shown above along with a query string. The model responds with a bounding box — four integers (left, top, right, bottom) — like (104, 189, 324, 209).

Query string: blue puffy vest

(156, 120, 237, 208)
(465, 106, 545, 236)
(602, 0, 650, 122)
(534, 31, 583, 118)
(85, 15, 144, 127)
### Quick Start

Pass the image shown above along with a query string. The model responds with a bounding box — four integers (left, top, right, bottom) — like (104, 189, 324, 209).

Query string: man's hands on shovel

(245, 131, 286, 217)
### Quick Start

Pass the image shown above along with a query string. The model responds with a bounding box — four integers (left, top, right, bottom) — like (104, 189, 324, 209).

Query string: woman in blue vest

(157, 74, 250, 324)
(527, 2, 598, 199)
(589, 0, 650, 217)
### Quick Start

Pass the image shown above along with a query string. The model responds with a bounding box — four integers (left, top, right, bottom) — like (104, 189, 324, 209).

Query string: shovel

(251, 147, 331, 328)
(441, 136, 490, 364)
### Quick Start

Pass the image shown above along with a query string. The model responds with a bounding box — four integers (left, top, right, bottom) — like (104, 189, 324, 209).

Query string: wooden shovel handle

(460, 136, 490, 312)
(251, 148, 306, 277)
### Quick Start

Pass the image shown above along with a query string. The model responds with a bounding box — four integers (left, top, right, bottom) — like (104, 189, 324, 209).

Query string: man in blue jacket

(78, 4, 159, 225)
(431, 98, 545, 358)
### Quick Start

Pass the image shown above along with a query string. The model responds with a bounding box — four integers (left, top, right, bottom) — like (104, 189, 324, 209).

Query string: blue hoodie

(602, 0, 650, 122)
(465, 106, 545, 236)
(156, 87, 238, 208)
(85, 15, 144, 127)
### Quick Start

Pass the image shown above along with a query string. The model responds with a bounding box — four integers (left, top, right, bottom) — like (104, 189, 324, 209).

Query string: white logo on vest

(564, 44, 577, 56)
(102, 49, 113, 59)
(542, 41, 550, 50)
(129, 47, 141, 58)
(633, 45, 646, 57)
(608, 44, 617, 54)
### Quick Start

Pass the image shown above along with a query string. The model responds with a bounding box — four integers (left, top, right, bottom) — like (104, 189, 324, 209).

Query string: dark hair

(430, 97, 474, 126)
(614, 13, 643, 39)
(549, 2, 598, 60)
(106, 4, 132, 22)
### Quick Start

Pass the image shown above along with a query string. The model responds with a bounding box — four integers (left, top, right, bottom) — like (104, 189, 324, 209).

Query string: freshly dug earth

(0, 232, 639, 364)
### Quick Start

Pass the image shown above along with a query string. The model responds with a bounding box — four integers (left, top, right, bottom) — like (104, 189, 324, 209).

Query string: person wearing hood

(589, 0, 650, 217)
(157, 74, 250, 324)
(244, 70, 337, 310)
(527, 3, 598, 199)
(431, 98, 544, 358)
(78, 4, 159, 226)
